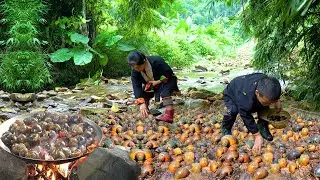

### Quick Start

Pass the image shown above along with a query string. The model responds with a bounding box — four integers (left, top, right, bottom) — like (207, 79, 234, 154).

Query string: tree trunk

(88, 2, 96, 46)
(80, 0, 89, 37)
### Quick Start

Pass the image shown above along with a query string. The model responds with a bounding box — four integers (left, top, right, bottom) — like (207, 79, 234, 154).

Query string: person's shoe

(257, 122, 273, 141)
(222, 128, 232, 136)
(156, 109, 174, 123)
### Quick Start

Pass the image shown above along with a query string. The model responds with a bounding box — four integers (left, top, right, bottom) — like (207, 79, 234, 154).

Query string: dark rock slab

(0, 149, 25, 180)
(74, 147, 140, 180)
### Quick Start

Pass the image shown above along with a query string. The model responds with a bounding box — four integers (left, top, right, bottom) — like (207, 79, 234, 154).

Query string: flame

(87, 143, 98, 153)
(46, 169, 52, 178)
(29, 157, 89, 179)
(52, 170, 56, 180)
(56, 163, 71, 178)
(38, 164, 43, 171)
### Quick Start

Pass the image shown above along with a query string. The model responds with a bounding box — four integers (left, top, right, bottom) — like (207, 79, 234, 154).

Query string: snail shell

(62, 147, 72, 158)
(31, 124, 42, 134)
(24, 117, 38, 126)
(26, 150, 40, 159)
(17, 134, 27, 143)
(28, 134, 40, 146)
(52, 150, 66, 160)
(78, 136, 86, 146)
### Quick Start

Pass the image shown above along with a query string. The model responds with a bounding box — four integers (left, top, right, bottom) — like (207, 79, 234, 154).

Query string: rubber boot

(156, 109, 174, 123)
(257, 119, 273, 141)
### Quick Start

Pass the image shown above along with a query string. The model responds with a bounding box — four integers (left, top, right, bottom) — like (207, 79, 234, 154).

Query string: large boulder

(0, 149, 25, 180)
(75, 147, 141, 180)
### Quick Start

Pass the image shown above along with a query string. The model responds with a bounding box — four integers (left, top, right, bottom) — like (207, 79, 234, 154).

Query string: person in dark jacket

(128, 51, 180, 123)
(222, 73, 282, 153)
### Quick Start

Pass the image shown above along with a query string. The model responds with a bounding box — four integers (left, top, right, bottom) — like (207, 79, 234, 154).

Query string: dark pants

(222, 94, 269, 131)
(222, 94, 238, 130)
(142, 77, 179, 104)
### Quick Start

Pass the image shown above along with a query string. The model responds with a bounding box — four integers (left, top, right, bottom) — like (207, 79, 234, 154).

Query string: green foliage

(115, 0, 174, 35)
(102, 47, 131, 78)
(0, 51, 51, 92)
(0, 0, 51, 92)
(141, 33, 193, 68)
(193, 35, 217, 56)
(238, 0, 320, 109)
(50, 33, 99, 66)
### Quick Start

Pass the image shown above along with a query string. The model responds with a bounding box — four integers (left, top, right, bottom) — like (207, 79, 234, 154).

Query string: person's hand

(274, 101, 282, 113)
(150, 80, 161, 87)
(252, 133, 263, 154)
(140, 103, 149, 118)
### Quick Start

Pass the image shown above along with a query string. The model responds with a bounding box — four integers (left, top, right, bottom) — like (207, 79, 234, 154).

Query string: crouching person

(221, 73, 282, 153)
(128, 51, 180, 123)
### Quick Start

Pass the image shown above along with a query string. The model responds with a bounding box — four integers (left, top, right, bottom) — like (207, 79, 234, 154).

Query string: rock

(67, 96, 76, 100)
(207, 97, 217, 102)
(0, 113, 15, 120)
(0, 94, 10, 101)
(192, 69, 204, 73)
(108, 92, 130, 100)
(10, 93, 37, 102)
(75, 85, 85, 90)
(42, 99, 57, 108)
(51, 96, 64, 101)
(36, 94, 47, 101)
(220, 79, 229, 84)
(70, 106, 81, 111)
(184, 99, 210, 108)
(13, 102, 23, 108)
(104, 100, 114, 108)
(80, 98, 92, 106)
(90, 95, 106, 103)
(187, 89, 213, 99)
(0, 149, 25, 180)
(174, 98, 185, 105)
(79, 107, 108, 115)
(55, 87, 69, 92)
(172, 67, 183, 72)
(48, 104, 70, 112)
(47, 90, 57, 96)
(195, 65, 208, 72)
(220, 69, 230, 75)
(108, 79, 119, 85)
(196, 80, 206, 84)
(0, 108, 17, 114)
(127, 105, 139, 114)
(199, 76, 205, 79)
(72, 89, 83, 93)
(0, 101, 7, 108)
(215, 93, 223, 100)
(75, 148, 140, 180)
(179, 78, 188, 81)
(29, 108, 47, 113)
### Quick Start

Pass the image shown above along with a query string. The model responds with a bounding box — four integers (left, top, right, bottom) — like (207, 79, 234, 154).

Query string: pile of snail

(91, 106, 319, 179)
(1, 112, 98, 161)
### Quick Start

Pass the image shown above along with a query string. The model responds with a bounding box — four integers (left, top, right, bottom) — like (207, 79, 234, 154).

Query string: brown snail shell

(220, 166, 233, 178)
(253, 168, 268, 179)
(174, 167, 190, 179)
(26, 150, 40, 159)
(17, 134, 27, 143)
(31, 124, 42, 134)
(62, 147, 72, 158)
(52, 150, 66, 159)
(68, 137, 78, 147)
